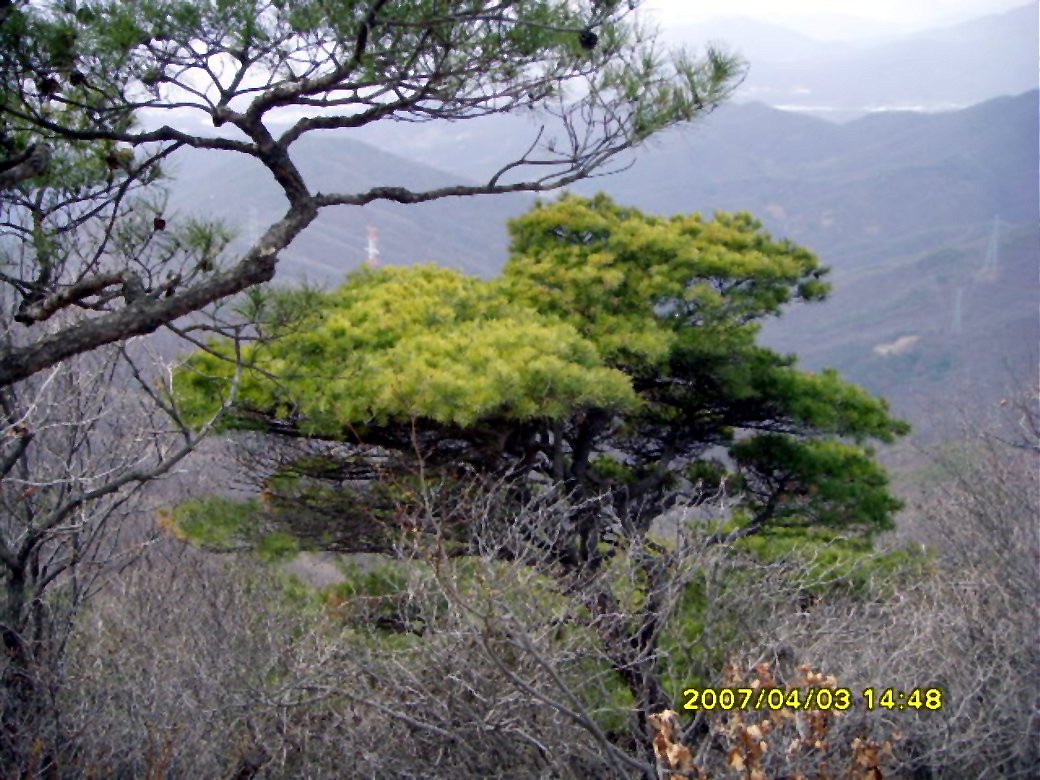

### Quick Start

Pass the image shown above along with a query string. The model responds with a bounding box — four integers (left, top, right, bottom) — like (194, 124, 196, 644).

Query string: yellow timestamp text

(682, 686, 943, 712)
(861, 687, 943, 711)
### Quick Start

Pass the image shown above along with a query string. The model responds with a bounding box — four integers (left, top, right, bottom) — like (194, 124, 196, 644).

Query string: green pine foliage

(175, 264, 638, 433)
(175, 194, 908, 542)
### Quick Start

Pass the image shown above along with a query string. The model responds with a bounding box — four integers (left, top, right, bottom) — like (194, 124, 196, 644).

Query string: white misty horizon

(642, 0, 1030, 41)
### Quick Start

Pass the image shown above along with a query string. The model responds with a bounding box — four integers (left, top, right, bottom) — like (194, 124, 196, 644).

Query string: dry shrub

(57, 530, 649, 779)
(716, 393, 1039, 779)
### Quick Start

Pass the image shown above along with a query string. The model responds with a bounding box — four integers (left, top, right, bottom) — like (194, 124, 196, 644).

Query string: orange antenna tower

(365, 225, 380, 268)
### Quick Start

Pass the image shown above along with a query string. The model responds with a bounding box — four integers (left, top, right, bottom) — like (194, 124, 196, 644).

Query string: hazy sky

(641, 0, 1027, 39)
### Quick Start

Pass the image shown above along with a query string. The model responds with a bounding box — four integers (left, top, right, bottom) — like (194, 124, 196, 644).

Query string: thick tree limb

(0, 144, 51, 189)
(13, 271, 125, 325)
(0, 204, 317, 387)
(312, 169, 605, 208)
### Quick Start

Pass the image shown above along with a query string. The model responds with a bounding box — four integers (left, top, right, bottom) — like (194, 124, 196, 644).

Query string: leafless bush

(0, 331, 247, 770)
(50, 479, 745, 779)
(57, 507, 662, 779)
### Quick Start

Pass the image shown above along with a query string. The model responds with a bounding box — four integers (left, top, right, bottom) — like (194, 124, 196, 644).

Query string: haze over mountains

(670, 3, 1038, 118)
(166, 4, 1038, 432)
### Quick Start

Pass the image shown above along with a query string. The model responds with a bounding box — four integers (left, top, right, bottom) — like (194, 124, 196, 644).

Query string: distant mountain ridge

(660, 17, 853, 63)
(580, 91, 1039, 267)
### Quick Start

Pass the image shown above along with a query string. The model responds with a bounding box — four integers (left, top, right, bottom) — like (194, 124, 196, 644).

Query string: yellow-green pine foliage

(174, 265, 637, 435)
(502, 193, 830, 372)
(176, 194, 908, 537)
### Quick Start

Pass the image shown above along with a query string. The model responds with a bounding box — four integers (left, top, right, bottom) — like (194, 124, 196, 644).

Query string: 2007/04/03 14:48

(682, 687, 944, 712)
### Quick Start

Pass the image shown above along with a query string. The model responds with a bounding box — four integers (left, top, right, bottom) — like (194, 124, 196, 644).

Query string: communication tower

(366, 225, 380, 268)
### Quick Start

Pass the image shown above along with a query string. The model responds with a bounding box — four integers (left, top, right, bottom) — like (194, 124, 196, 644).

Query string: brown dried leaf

(727, 747, 745, 771)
